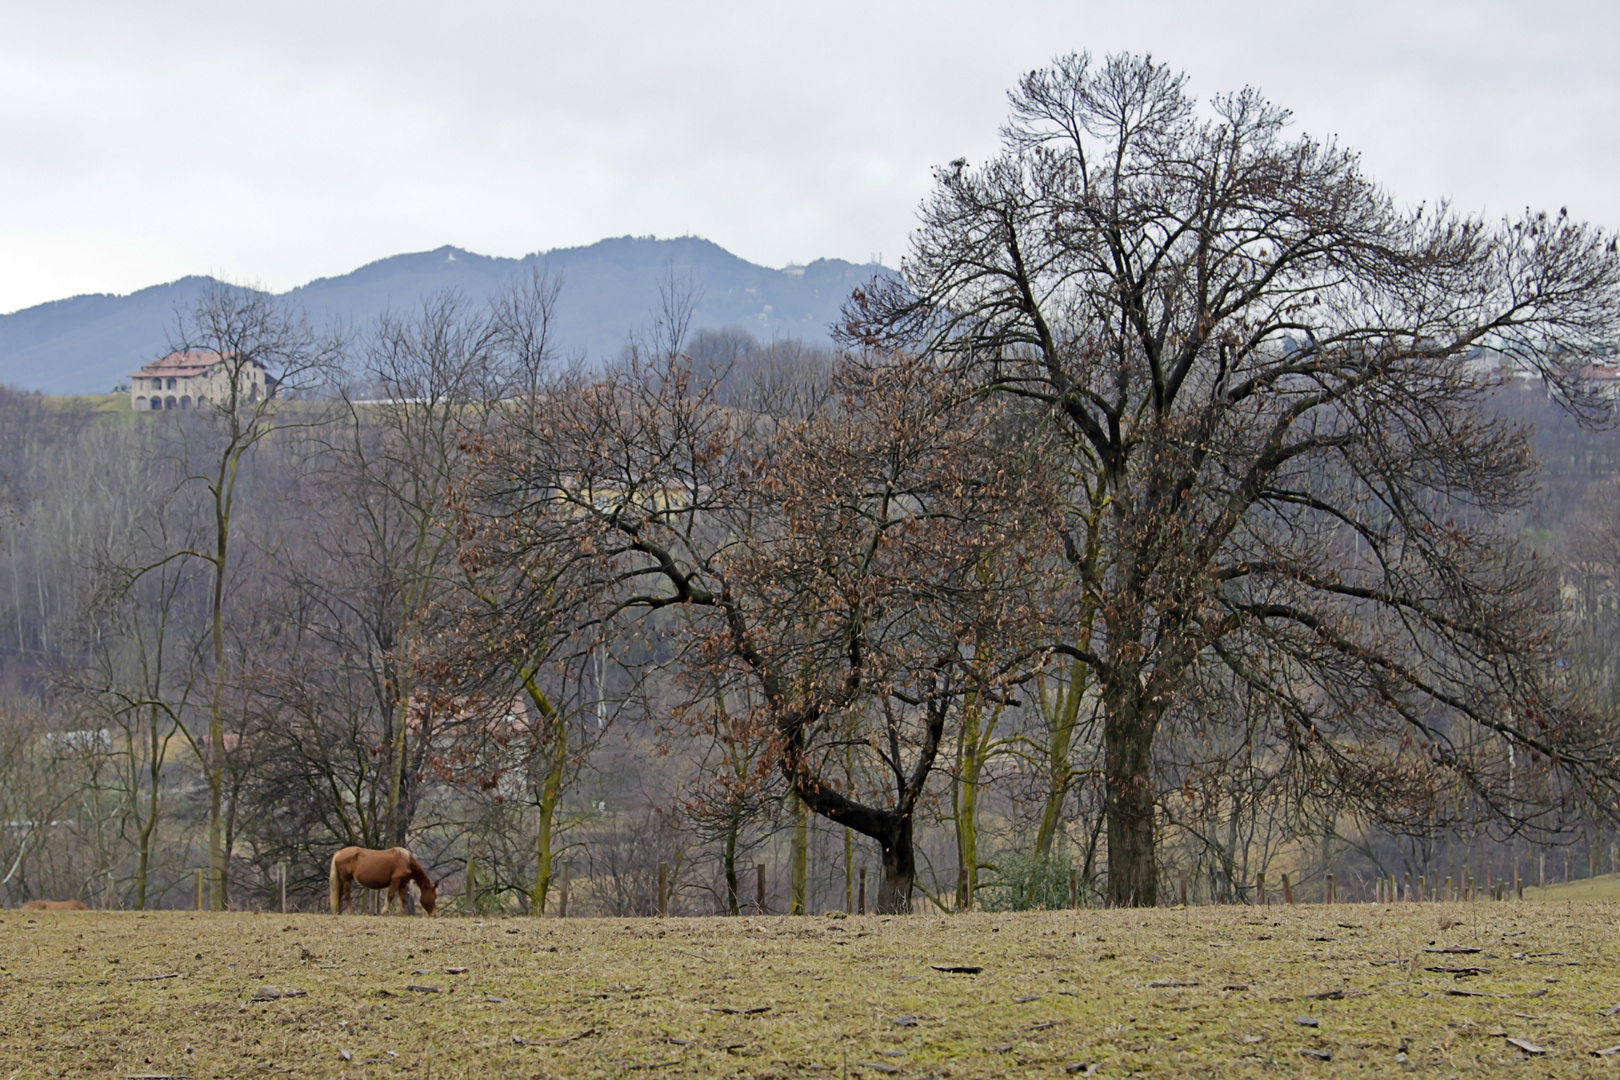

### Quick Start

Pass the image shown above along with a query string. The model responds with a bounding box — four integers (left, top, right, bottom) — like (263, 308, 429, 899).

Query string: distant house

(1577, 363, 1620, 400)
(128, 350, 270, 412)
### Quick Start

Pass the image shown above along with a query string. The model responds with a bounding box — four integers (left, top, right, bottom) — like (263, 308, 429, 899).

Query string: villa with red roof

(128, 351, 269, 411)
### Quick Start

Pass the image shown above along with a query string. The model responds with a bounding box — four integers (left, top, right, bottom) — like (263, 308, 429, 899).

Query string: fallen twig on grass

(512, 1029, 596, 1046)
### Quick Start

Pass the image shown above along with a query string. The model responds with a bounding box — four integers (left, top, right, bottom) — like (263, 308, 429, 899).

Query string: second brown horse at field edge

(328, 846, 437, 915)
(20, 899, 88, 911)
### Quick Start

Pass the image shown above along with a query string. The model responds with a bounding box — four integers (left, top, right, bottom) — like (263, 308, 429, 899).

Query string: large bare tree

(463, 345, 1053, 912)
(845, 52, 1620, 904)
(165, 283, 337, 908)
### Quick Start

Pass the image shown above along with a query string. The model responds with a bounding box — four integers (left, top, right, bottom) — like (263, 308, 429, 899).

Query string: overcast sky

(1, 0, 1616, 313)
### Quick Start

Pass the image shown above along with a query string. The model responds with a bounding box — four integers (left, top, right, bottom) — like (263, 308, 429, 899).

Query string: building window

(152, 378, 162, 390)
(164, 396, 177, 410)
(135, 396, 147, 409)
(179, 396, 191, 410)
(166, 377, 177, 390)
(150, 397, 162, 411)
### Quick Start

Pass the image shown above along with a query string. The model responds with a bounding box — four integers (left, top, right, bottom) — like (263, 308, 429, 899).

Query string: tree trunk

(134, 706, 162, 911)
(386, 688, 412, 847)
(1033, 657, 1088, 859)
(953, 726, 982, 908)
(843, 826, 853, 913)
(1103, 690, 1157, 907)
(724, 820, 740, 916)
(954, 683, 1003, 905)
(531, 723, 566, 915)
(876, 815, 915, 914)
(207, 553, 227, 910)
(789, 794, 808, 915)
(205, 451, 233, 911)
(135, 793, 157, 911)
(522, 673, 565, 915)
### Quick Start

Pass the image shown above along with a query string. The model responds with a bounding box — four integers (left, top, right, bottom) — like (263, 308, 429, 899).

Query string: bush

(978, 851, 1080, 912)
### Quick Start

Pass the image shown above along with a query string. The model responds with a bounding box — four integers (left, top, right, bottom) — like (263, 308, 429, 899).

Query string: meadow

(3, 900, 1619, 1078)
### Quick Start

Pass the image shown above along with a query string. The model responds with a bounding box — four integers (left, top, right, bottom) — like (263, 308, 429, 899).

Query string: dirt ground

(3, 900, 1618, 1078)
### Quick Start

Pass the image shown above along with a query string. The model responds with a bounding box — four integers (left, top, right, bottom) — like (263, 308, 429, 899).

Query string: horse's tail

(328, 852, 342, 915)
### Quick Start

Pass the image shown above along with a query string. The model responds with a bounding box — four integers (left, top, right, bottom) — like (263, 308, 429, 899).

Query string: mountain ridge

(0, 236, 886, 394)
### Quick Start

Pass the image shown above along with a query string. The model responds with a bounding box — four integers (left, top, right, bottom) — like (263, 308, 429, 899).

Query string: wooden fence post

(1069, 868, 1079, 909)
(1282, 873, 1293, 904)
(756, 864, 766, 915)
(1415, 874, 1424, 903)
(1255, 872, 1265, 906)
(195, 868, 204, 912)
(858, 867, 867, 916)
(1176, 875, 1187, 907)
(466, 859, 477, 917)
(559, 863, 570, 918)
(1325, 873, 1334, 904)
(658, 864, 668, 917)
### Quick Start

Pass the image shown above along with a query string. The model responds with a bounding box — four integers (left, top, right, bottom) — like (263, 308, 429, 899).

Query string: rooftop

(129, 350, 224, 380)
(128, 350, 265, 381)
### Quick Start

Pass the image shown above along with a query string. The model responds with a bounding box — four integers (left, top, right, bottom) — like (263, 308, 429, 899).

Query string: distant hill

(0, 237, 886, 394)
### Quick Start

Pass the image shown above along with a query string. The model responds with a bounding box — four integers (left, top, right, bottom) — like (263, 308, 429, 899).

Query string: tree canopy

(844, 52, 1620, 905)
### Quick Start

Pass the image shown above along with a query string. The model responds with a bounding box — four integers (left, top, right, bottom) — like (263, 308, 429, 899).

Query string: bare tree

(845, 52, 1620, 904)
(466, 341, 1054, 911)
(65, 479, 208, 908)
(680, 682, 781, 915)
(164, 283, 338, 908)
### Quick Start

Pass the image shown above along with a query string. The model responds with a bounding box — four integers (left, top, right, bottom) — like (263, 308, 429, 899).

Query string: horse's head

(418, 877, 438, 916)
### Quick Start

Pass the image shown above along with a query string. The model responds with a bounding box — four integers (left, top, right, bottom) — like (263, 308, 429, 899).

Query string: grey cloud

(0, 0, 1615, 312)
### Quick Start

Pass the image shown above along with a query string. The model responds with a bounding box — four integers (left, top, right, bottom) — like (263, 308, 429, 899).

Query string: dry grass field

(3, 901, 1619, 1078)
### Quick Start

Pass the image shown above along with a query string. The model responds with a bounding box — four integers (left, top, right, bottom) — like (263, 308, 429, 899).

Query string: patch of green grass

(3, 902, 1618, 1077)
(1523, 872, 1620, 902)
(36, 393, 136, 418)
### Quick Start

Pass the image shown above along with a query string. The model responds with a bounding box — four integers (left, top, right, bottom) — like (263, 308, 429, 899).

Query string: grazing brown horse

(21, 899, 88, 911)
(328, 846, 437, 915)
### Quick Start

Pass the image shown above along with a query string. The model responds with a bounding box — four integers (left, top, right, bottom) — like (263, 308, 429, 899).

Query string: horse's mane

(392, 847, 433, 891)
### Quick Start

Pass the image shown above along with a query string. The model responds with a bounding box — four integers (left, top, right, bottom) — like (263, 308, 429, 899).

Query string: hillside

(0, 237, 885, 394)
